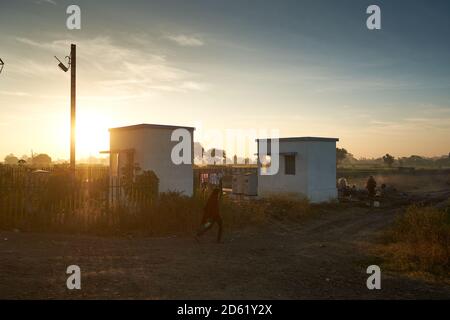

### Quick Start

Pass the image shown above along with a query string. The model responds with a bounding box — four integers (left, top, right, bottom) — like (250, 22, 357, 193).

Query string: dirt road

(0, 203, 449, 299)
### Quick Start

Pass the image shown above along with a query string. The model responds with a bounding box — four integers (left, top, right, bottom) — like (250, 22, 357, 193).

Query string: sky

(1, 0, 450, 161)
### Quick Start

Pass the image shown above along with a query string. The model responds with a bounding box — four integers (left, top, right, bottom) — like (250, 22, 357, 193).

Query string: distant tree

(32, 154, 52, 167)
(244, 157, 250, 165)
(336, 148, 348, 164)
(20, 155, 30, 162)
(233, 154, 238, 165)
(434, 155, 450, 168)
(398, 155, 432, 168)
(211, 148, 216, 165)
(382, 154, 395, 167)
(4, 154, 19, 165)
(222, 150, 227, 165)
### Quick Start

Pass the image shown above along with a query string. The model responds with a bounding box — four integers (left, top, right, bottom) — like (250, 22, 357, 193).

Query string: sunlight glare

(75, 109, 111, 158)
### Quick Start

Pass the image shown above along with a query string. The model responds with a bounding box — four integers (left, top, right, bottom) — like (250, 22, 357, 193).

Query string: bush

(134, 170, 159, 198)
(381, 205, 450, 277)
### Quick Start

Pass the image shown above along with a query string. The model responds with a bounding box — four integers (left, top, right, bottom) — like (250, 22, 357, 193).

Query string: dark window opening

(285, 155, 296, 175)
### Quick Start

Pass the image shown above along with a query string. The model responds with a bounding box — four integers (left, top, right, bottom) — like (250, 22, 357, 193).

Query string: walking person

(196, 188, 223, 243)
(366, 175, 377, 205)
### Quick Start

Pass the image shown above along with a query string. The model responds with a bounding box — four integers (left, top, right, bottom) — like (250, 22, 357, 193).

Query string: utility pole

(55, 44, 76, 173)
(70, 44, 76, 172)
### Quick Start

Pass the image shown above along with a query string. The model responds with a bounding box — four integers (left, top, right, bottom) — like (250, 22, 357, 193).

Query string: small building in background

(232, 172, 258, 196)
(108, 123, 195, 196)
(256, 137, 338, 203)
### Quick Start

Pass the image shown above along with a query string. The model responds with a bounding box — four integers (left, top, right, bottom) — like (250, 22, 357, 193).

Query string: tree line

(337, 148, 450, 168)
(3, 153, 52, 167)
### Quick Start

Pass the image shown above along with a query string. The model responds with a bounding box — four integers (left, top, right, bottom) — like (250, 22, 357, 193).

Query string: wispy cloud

(180, 81, 209, 91)
(14, 36, 209, 99)
(366, 116, 450, 134)
(165, 34, 204, 47)
(35, 0, 56, 5)
(0, 90, 31, 97)
(312, 77, 420, 94)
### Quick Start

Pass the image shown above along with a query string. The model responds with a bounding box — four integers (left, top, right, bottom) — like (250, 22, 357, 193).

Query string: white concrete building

(108, 124, 195, 196)
(256, 137, 338, 203)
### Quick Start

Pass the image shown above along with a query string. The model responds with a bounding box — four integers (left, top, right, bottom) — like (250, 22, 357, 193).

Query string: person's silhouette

(196, 188, 223, 243)
(366, 175, 377, 200)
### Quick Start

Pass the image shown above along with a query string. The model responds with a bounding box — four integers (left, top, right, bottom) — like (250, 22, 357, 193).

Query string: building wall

(257, 141, 308, 197)
(257, 140, 337, 203)
(110, 127, 194, 196)
(306, 141, 337, 202)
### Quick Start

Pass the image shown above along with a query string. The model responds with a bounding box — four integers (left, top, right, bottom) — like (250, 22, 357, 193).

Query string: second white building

(256, 137, 338, 203)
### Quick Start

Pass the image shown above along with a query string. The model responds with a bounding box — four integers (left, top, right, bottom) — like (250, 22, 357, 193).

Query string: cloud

(14, 36, 209, 98)
(0, 90, 31, 97)
(365, 116, 450, 134)
(35, 0, 56, 5)
(16, 38, 43, 47)
(5, 56, 61, 78)
(180, 81, 209, 91)
(312, 77, 418, 94)
(165, 34, 204, 47)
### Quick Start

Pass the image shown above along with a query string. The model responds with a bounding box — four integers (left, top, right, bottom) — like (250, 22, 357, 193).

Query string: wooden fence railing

(0, 165, 156, 232)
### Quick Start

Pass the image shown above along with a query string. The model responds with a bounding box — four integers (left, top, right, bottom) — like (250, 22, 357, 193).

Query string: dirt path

(0, 204, 449, 299)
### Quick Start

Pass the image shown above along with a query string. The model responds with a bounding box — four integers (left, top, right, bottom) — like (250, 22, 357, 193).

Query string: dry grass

(113, 191, 315, 237)
(221, 193, 315, 229)
(258, 193, 312, 221)
(0, 165, 323, 237)
(1, 189, 320, 238)
(378, 205, 450, 280)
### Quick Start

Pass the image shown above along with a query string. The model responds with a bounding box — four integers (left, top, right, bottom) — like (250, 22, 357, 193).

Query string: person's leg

(196, 220, 214, 237)
(369, 190, 375, 206)
(216, 217, 223, 243)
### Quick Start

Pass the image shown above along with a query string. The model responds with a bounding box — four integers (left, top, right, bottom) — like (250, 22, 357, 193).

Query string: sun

(75, 109, 111, 159)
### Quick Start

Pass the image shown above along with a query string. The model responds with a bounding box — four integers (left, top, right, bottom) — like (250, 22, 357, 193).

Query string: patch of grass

(378, 205, 450, 279)
(260, 194, 312, 221)
(93, 192, 318, 237)
(63, 191, 272, 236)
(1, 176, 332, 238)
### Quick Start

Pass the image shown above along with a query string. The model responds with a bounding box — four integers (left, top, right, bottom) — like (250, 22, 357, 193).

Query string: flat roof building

(108, 123, 195, 196)
(256, 137, 339, 203)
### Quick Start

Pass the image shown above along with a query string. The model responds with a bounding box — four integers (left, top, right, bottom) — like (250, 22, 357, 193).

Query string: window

(284, 155, 296, 175)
